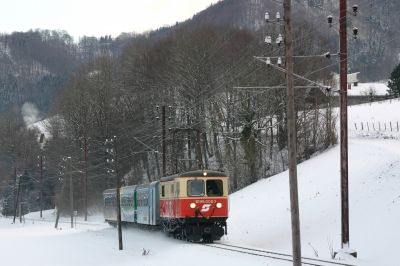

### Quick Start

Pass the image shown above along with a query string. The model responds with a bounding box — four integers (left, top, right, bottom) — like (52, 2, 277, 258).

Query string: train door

(149, 188, 153, 225)
(134, 189, 137, 223)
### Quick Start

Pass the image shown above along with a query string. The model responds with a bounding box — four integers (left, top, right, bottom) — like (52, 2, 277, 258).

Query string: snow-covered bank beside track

(0, 215, 288, 266)
(1, 99, 399, 266)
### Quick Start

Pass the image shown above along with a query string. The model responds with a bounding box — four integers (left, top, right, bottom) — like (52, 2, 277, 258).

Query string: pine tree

(388, 63, 400, 97)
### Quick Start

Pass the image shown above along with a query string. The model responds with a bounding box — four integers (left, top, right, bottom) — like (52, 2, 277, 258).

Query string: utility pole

(83, 136, 88, 221)
(55, 159, 66, 229)
(68, 157, 74, 228)
(284, 0, 302, 265)
(339, 0, 349, 250)
(12, 176, 20, 223)
(106, 136, 123, 250)
(39, 133, 45, 218)
(161, 106, 167, 176)
(39, 155, 43, 218)
(12, 167, 17, 222)
(187, 114, 192, 170)
(156, 105, 168, 176)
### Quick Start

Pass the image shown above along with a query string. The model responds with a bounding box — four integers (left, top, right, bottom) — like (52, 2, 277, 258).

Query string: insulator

(276, 12, 281, 22)
(155, 116, 160, 120)
(265, 36, 272, 45)
(276, 34, 283, 46)
(266, 57, 271, 66)
(324, 52, 331, 59)
(156, 105, 159, 110)
(277, 57, 282, 66)
(353, 27, 359, 39)
(265, 12, 270, 22)
(327, 15, 333, 27)
(352, 4, 358, 16)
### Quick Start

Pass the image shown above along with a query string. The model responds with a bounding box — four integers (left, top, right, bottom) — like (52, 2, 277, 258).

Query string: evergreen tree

(388, 63, 400, 97)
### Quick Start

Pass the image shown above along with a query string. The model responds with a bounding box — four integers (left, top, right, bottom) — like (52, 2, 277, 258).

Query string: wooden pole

(39, 155, 43, 218)
(339, 0, 350, 249)
(284, 0, 302, 265)
(68, 157, 74, 228)
(12, 173, 21, 224)
(113, 136, 123, 250)
(83, 136, 88, 221)
(162, 106, 167, 176)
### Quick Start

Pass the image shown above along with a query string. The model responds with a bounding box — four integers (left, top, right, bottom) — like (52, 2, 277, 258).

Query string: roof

(160, 170, 227, 182)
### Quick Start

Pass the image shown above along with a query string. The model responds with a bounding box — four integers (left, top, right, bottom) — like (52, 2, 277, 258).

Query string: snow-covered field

(1, 99, 399, 266)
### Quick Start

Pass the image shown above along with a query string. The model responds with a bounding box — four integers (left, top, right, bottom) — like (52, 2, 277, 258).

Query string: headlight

(216, 202, 222, 208)
(190, 203, 196, 209)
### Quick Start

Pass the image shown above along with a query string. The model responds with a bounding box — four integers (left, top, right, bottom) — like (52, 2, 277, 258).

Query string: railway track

(205, 243, 356, 266)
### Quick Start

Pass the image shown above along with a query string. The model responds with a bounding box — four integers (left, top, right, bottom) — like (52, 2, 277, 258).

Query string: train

(103, 170, 229, 242)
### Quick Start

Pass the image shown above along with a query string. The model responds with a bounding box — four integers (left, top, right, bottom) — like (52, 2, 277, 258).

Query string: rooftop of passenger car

(160, 170, 227, 182)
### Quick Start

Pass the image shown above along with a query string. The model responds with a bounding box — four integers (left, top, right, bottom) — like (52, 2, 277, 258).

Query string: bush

(388, 63, 400, 97)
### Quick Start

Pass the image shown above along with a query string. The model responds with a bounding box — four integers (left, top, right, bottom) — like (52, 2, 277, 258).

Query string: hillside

(1, 99, 399, 266)
(0, 30, 131, 114)
(191, 0, 400, 81)
(1, 0, 398, 116)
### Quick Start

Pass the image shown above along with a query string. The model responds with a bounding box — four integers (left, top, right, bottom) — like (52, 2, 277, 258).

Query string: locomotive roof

(160, 170, 227, 182)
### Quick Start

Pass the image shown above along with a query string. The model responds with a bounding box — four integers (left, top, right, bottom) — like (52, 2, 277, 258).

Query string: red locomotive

(159, 170, 229, 242)
(103, 170, 229, 242)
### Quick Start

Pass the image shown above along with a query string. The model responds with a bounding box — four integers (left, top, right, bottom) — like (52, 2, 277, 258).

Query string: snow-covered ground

(1, 99, 399, 266)
(347, 82, 389, 97)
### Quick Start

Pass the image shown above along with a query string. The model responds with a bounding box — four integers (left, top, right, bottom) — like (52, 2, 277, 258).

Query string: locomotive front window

(187, 179, 205, 196)
(206, 179, 223, 196)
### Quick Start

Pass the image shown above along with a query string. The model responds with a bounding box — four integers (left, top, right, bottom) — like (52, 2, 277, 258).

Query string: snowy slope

(1, 99, 399, 266)
(227, 99, 400, 266)
(347, 83, 389, 96)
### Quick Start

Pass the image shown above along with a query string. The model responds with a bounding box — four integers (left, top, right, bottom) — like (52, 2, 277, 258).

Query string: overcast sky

(1, 0, 221, 41)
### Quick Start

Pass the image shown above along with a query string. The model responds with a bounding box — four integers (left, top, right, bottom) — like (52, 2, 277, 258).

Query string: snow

(1, 98, 400, 266)
(347, 82, 389, 96)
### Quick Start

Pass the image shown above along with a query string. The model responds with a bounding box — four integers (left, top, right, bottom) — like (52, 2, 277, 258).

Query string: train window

(206, 180, 223, 196)
(175, 182, 180, 196)
(170, 184, 174, 194)
(187, 179, 204, 197)
(161, 185, 165, 197)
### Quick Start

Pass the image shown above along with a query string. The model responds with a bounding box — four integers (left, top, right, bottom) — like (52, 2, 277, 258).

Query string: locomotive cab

(160, 170, 229, 242)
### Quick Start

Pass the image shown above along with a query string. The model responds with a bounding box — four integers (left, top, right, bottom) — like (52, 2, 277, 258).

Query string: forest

(0, 18, 337, 216)
(3, 0, 399, 216)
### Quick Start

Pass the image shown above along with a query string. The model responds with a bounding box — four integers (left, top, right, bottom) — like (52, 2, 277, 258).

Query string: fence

(353, 121, 400, 132)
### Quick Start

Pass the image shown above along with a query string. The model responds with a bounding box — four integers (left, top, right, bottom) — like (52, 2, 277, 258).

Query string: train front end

(160, 170, 229, 242)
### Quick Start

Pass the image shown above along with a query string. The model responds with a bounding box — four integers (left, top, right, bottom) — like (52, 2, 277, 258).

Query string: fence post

(390, 121, 393, 132)
(367, 122, 369, 131)
(361, 122, 364, 131)
(379, 122, 381, 131)
(354, 123, 357, 131)
(373, 122, 375, 131)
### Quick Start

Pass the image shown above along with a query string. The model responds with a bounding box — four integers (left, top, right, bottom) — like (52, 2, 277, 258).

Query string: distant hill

(0, 30, 131, 114)
(0, 0, 398, 115)
(189, 0, 400, 81)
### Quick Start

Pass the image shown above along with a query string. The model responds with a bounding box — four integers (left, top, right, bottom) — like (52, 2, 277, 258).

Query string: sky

(0, 0, 221, 41)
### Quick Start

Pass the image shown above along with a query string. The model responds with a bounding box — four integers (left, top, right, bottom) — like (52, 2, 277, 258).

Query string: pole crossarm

(254, 56, 331, 91)
(170, 127, 200, 133)
(133, 137, 158, 153)
(233, 85, 322, 90)
(255, 52, 338, 59)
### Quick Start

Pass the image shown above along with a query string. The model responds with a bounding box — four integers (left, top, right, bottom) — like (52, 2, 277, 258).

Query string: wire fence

(353, 121, 400, 132)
